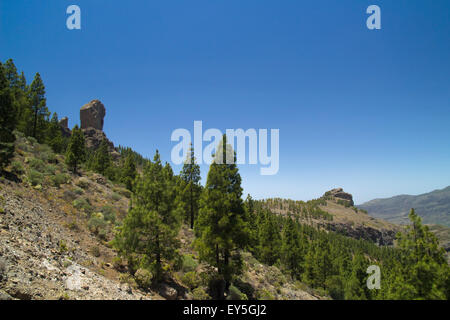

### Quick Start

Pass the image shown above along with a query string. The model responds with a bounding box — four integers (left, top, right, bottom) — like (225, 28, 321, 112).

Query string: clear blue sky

(1, 1, 449, 203)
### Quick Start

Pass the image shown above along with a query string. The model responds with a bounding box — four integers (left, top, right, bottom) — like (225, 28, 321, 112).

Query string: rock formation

(58, 100, 119, 159)
(324, 188, 354, 206)
(80, 100, 106, 131)
(58, 117, 71, 137)
(79, 100, 120, 159)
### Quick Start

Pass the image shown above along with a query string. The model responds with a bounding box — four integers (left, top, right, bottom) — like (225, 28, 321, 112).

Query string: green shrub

(110, 193, 121, 202)
(114, 187, 131, 199)
(227, 285, 248, 300)
(234, 279, 255, 300)
(37, 146, 55, 163)
(51, 173, 70, 188)
(44, 164, 57, 175)
(11, 161, 25, 175)
(27, 169, 44, 186)
(29, 158, 46, 173)
(16, 142, 30, 153)
(112, 257, 125, 270)
(90, 246, 101, 257)
(73, 187, 84, 195)
(182, 254, 198, 273)
(65, 220, 79, 231)
(75, 177, 90, 189)
(63, 260, 72, 268)
(27, 136, 37, 145)
(72, 198, 93, 214)
(182, 271, 201, 290)
(192, 288, 211, 300)
(13, 130, 24, 138)
(59, 240, 68, 253)
(256, 288, 275, 300)
(134, 268, 153, 289)
(88, 212, 107, 234)
(101, 205, 116, 224)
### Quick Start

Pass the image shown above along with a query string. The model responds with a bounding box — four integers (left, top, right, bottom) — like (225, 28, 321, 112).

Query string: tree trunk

(33, 108, 37, 138)
(190, 185, 194, 229)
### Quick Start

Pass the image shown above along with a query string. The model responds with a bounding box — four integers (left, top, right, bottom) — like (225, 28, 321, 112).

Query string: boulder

(159, 284, 177, 300)
(80, 100, 106, 130)
(0, 290, 13, 300)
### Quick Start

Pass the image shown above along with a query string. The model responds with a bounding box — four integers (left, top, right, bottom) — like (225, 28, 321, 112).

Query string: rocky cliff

(59, 100, 120, 159)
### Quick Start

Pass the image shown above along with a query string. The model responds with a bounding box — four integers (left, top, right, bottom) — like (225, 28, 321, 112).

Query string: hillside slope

(0, 134, 320, 300)
(262, 190, 400, 246)
(358, 186, 450, 226)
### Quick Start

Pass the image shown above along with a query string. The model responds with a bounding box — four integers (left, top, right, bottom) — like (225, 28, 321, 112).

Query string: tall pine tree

(385, 209, 450, 299)
(179, 144, 202, 229)
(115, 151, 181, 281)
(65, 125, 86, 173)
(91, 139, 111, 176)
(121, 151, 137, 191)
(0, 62, 17, 172)
(28, 73, 48, 140)
(195, 135, 249, 299)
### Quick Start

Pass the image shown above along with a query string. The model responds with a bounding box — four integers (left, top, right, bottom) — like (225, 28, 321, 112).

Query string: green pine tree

(280, 217, 304, 277)
(386, 209, 450, 299)
(46, 112, 66, 153)
(91, 139, 111, 176)
(121, 152, 137, 191)
(194, 135, 249, 299)
(179, 144, 202, 229)
(28, 73, 48, 140)
(114, 151, 181, 281)
(344, 252, 369, 300)
(257, 209, 282, 265)
(0, 62, 17, 172)
(65, 125, 86, 173)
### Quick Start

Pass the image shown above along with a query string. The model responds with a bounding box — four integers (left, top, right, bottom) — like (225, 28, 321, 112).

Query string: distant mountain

(358, 186, 450, 227)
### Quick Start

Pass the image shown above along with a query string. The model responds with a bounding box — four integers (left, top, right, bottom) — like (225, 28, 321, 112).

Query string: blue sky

(1, 0, 449, 203)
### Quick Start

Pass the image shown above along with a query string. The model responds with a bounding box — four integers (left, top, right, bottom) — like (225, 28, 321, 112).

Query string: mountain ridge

(358, 186, 450, 227)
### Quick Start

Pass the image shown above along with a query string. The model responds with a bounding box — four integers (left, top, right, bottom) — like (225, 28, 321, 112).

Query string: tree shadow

(1, 170, 22, 183)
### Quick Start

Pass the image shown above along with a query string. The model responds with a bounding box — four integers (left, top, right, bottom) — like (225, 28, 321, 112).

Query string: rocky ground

(0, 179, 151, 300)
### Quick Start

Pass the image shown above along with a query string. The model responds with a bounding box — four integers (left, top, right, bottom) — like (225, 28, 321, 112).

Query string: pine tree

(344, 252, 369, 300)
(386, 209, 450, 299)
(194, 135, 249, 299)
(280, 217, 304, 277)
(4, 59, 20, 88)
(91, 139, 111, 176)
(179, 144, 201, 229)
(121, 152, 137, 191)
(0, 62, 17, 172)
(257, 209, 282, 265)
(46, 113, 66, 153)
(244, 194, 259, 251)
(28, 73, 48, 140)
(65, 125, 86, 173)
(114, 151, 181, 281)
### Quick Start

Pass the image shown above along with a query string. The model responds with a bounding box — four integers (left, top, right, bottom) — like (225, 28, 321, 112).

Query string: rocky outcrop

(318, 222, 397, 246)
(58, 117, 71, 138)
(80, 100, 106, 131)
(78, 100, 120, 159)
(325, 188, 354, 206)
